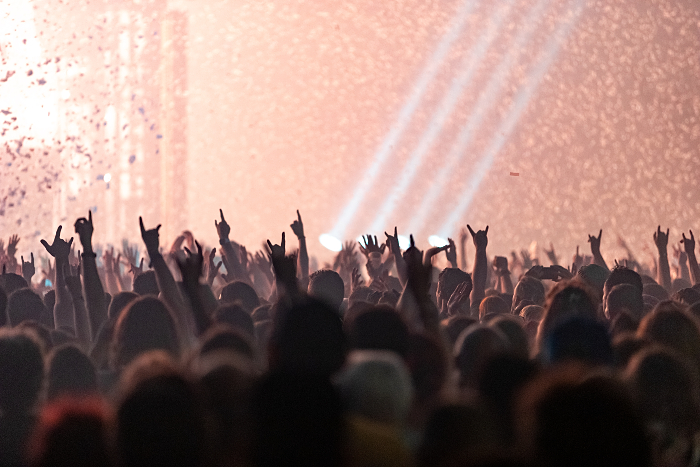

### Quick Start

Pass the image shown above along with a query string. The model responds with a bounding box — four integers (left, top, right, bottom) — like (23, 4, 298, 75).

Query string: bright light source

(319, 234, 343, 252)
(428, 235, 449, 247)
(61, 89, 71, 100)
(398, 235, 410, 250)
(103, 172, 112, 183)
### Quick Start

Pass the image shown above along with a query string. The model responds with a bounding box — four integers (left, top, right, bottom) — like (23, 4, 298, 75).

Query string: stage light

(103, 173, 112, 183)
(326, 0, 480, 240)
(319, 233, 343, 252)
(406, 0, 555, 235)
(428, 235, 449, 247)
(367, 0, 516, 234)
(398, 235, 410, 250)
(61, 89, 71, 100)
(436, 0, 585, 238)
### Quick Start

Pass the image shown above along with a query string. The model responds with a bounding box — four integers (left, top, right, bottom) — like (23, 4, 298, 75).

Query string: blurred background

(1, 0, 699, 265)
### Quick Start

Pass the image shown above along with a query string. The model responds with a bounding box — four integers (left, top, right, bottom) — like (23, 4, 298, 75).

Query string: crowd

(1, 207, 700, 467)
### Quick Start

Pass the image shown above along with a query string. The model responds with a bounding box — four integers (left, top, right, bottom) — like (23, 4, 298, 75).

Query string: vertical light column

(159, 10, 188, 244)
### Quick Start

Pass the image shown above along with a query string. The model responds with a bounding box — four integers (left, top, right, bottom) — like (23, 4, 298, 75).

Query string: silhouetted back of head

(537, 282, 598, 351)
(338, 350, 413, 425)
(0, 273, 29, 296)
(443, 315, 478, 347)
(672, 277, 692, 294)
(0, 329, 44, 414)
(512, 276, 545, 311)
(612, 332, 651, 368)
(117, 373, 212, 467)
(269, 297, 345, 377)
(638, 303, 700, 373)
(0, 287, 7, 327)
(643, 283, 669, 302)
(521, 375, 651, 467)
(489, 315, 529, 359)
(220, 281, 260, 312)
(673, 287, 700, 307)
(345, 305, 409, 358)
(576, 264, 609, 299)
(8, 288, 48, 327)
(252, 371, 343, 467)
(454, 325, 509, 388)
(47, 345, 97, 401)
(437, 268, 472, 304)
(480, 296, 510, 321)
(111, 297, 180, 369)
(28, 397, 113, 467)
(626, 347, 700, 433)
(544, 317, 612, 366)
(520, 305, 544, 323)
(405, 333, 448, 404)
(109, 291, 139, 319)
(199, 325, 255, 360)
(308, 269, 345, 311)
(604, 266, 643, 303)
(214, 303, 255, 338)
(132, 270, 159, 296)
(606, 283, 643, 321)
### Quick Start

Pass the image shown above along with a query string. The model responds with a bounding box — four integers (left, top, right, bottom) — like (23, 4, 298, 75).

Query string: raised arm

(467, 225, 489, 312)
(40, 226, 74, 330)
(74, 212, 107, 338)
(102, 247, 121, 294)
(682, 230, 699, 286)
(65, 266, 91, 345)
(385, 227, 407, 286)
(290, 210, 309, 281)
(653, 226, 672, 291)
(459, 228, 468, 271)
(492, 256, 513, 294)
(139, 217, 188, 322)
(20, 253, 35, 287)
(445, 238, 459, 269)
(176, 241, 212, 336)
(587, 229, 609, 271)
(215, 209, 249, 283)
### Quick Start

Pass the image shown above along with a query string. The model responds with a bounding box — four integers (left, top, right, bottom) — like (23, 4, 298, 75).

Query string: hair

(454, 325, 509, 388)
(642, 283, 669, 303)
(110, 297, 181, 369)
(442, 315, 478, 347)
(28, 397, 114, 467)
(576, 263, 610, 299)
(673, 287, 700, 307)
(268, 297, 346, 377)
(337, 350, 414, 425)
(604, 267, 643, 304)
(489, 315, 530, 360)
(479, 296, 510, 321)
(512, 276, 546, 310)
(0, 273, 29, 296)
(47, 344, 97, 401)
(543, 317, 612, 366)
(252, 371, 343, 467)
(199, 325, 255, 360)
(0, 329, 44, 414)
(108, 291, 139, 320)
(307, 269, 345, 310)
(637, 303, 700, 374)
(625, 346, 700, 433)
(0, 286, 7, 327)
(520, 305, 544, 323)
(606, 283, 643, 321)
(132, 270, 159, 296)
(437, 268, 472, 304)
(117, 372, 212, 467)
(213, 304, 255, 338)
(345, 305, 409, 358)
(536, 281, 599, 352)
(220, 281, 260, 313)
(7, 288, 48, 327)
(405, 333, 448, 404)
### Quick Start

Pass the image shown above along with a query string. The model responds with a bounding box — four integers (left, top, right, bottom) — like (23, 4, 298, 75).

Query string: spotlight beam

(406, 0, 556, 234)
(366, 0, 517, 234)
(437, 0, 586, 238)
(327, 0, 480, 240)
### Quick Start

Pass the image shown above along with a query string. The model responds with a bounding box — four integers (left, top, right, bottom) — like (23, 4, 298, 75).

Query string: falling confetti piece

(510, 172, 519, 176)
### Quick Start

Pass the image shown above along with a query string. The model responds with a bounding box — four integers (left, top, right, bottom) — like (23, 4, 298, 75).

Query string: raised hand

(206, 248, 223, 286)
(21, 253, 35, 283)
(129, 258, 145, 278)
(41, 226, 73, 259)
(215, 209, 231, 241)
(447, 281, 471, 316)
(653, 226, 669, 251)
(359, 234, 386, 257)
(351, 267, 364, 293)
(492, 256, 509, 276)
(266, 233, 286, 259)
(103, 247, 115, 273)
(572, 245, 583, 271)
(543, 242, 558, 265)
(588, 229, 603, 253)
(139, 217, 161, 255)
(290, 210, 305, 239)
(445, 238, 458, 267)
(681, 230, 695, 255)
(73, 211, 95, 252)
(384, 227, 401, 256)
(177, 241, 204, 285)
(467, 225, 488, 250)
(7, 234, 19, 260)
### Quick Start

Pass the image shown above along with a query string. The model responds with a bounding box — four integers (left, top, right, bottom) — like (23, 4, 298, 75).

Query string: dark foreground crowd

(1, 209, 700, 467)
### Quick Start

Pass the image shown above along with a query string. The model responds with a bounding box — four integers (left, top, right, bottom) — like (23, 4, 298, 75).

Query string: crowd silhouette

(1, 208, 699, 467)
